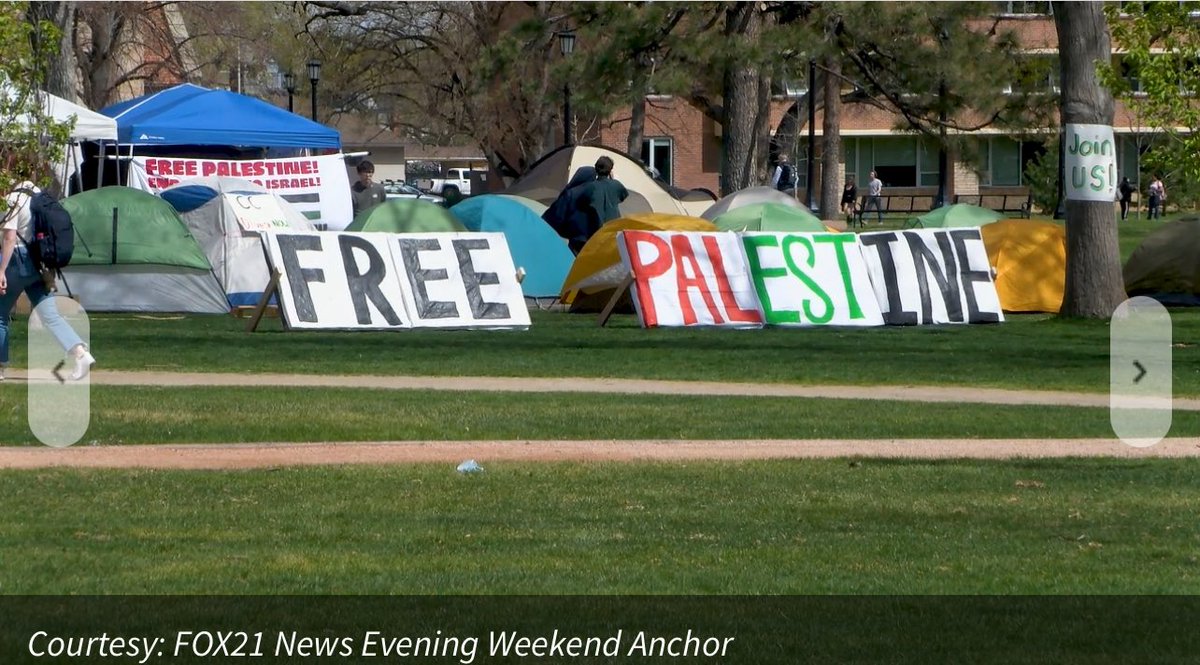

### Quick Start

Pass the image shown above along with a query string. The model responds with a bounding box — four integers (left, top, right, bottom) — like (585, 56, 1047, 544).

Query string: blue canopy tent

(101, 83, 340, 148)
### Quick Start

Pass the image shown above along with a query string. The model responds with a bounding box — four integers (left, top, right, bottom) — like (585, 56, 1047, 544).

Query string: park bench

(954, 193, 1033, 218)
(851, 194, 936, 228)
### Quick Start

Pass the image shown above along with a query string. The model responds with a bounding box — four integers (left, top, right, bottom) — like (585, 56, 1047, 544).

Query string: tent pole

(111, 207, 118, 264)
(97, 141, 105, 189)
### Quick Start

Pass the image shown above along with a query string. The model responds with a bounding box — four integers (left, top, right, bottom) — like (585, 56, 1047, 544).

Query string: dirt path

(11, 369, 1198, 410)
(1, 438, 1197, 470)
(5, 370, 1195, 469)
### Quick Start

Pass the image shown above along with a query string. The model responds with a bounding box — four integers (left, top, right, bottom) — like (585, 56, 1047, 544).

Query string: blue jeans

(0, 246, 84, 364)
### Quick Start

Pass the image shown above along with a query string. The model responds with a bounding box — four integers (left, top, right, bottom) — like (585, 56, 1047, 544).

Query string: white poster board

(617, 230, 763, 328)
(261, 231, 530, 331)
(1064, 123, 1117, 202)
(390, 233, 531, 329)
(224, 193, 292, 232)
(740, 232, 884, 327)
(858, 229, 1004, 325)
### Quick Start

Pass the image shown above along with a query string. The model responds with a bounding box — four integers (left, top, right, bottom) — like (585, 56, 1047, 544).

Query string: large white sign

(740, 232, 884, 327)
(128, 154, 353, 230)
(262, 232, 530, 331)
(1064, 123, 1117, 202)
(618, 230, 763, 328)
(858, 229, 1004, 325)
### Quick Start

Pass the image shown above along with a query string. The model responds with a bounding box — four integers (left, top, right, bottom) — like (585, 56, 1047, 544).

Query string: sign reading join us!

(1064, 123, 1117, 202)
(262, 232, 530, 330)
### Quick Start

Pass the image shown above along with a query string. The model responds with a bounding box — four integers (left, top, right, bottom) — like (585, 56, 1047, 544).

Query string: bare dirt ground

(4, 370, 1196, 468)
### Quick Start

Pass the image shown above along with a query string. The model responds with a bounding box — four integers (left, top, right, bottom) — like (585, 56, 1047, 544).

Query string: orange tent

(981, 219, 1066, 313)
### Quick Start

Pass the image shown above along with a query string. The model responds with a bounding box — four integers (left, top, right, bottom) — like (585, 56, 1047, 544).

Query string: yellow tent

(560, 213, 719, 309)
(980, 219, 1066, 313)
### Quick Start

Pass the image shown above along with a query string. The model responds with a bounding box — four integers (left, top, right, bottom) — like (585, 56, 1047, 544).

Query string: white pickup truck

(426, 168, 484, 197)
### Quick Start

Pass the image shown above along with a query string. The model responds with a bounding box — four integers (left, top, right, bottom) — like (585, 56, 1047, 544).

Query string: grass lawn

(1, 459, 1197, 594)
(3, 309, 1197, 395)
(2, 385, 1198, 444)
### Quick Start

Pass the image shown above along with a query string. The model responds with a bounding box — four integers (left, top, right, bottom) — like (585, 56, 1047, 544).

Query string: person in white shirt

(0, 180, 94, 382)
(863, 171, 884, 224)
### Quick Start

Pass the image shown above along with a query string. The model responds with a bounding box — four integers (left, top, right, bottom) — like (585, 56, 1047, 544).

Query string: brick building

(597, 2, 1151, 206)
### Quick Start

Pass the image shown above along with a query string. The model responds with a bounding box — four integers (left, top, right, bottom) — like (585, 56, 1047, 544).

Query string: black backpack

(778, 163, 794, 190)
(16, 188, 74, 271)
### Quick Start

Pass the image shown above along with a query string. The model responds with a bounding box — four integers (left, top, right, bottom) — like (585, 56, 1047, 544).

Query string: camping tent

(561, 213, 719, 310)
(450, 195, 574, 298)
(161, 177, 316, 306)
(1124, 217, 1200, 305)
(345, 198, 467, 233)
(60, 187, 227, 313)
(980, 220, 1066, 313)
(908, 203, 1004, 229)
(497, 194, 549, 216)
(4, 86, 119, 191)
(101, 83, 339, 148)
(712, 202, 826, 233)
(701, 186, 802, 220)
(504, 145, 716, 216)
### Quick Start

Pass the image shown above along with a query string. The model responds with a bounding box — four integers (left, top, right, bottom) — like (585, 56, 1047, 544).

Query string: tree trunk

(719, 2, 763, 196)
(27, 1, 79, 100)
(819, 55, 842, 220)
(754, 67, 773, 186)
(627, 97, 646, 157)
(1054, 1, 1126, 319)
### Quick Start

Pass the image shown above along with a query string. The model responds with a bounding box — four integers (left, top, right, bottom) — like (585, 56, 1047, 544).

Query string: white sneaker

(70, 351, 95, 381)
(0, 364, 6, 382)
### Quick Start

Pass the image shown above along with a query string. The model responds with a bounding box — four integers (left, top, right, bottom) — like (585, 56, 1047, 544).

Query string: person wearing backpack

(771, 154, 795, 192)
(0, 180, 94, 382)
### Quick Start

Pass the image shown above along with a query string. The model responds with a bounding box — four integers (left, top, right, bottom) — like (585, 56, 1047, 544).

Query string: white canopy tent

(4, 84, 119, 191)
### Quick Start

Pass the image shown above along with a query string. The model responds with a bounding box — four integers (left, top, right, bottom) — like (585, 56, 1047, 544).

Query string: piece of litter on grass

(457, 459, 484, 474)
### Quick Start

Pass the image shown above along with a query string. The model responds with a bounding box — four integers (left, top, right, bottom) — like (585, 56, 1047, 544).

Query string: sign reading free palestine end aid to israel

(1064, 123, 1117, 202)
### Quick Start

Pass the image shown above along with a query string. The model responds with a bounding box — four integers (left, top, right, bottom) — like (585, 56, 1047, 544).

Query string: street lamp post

(806, 58, 817, 211)
(307, 59, 321, 122)
(558, 30, 576, 147)
(283, 72, 296, 113)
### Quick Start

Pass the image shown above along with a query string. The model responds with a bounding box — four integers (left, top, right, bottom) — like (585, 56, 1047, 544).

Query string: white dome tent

(160, 177, 316, 307)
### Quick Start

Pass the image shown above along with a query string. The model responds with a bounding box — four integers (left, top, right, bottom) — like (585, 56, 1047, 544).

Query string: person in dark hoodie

(543, 166, 596, 255)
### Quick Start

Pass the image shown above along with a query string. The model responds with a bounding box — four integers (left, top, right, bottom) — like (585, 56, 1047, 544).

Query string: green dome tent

(907, 203, 1004, 229)
(346, 198, 467, 233)
(713, 202, 826, 232)
(60, 187, 227, 313)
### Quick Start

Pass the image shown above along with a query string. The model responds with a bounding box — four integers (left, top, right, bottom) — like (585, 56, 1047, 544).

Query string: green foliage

(1022, 137, 1059, 213)
(1102, 1, 1200, 197)
(0, 1, 72, 199)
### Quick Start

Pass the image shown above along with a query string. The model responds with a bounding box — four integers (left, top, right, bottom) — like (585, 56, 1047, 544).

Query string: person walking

(1118, 176, 1135, 221)
(577, 156, 629, 241)
(840, 176, 858, 216)
(0, 180, 94, 382)
(771, 154, 795, 192)
(864, 170, 884, 224)
(1148, 175, 1166, 220)
(543, 166, 597, 255)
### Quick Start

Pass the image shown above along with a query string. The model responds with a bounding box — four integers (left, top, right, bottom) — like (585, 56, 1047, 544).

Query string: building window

(919, 139, 941, 187)
(979, 137, 1023, 186)
(641, 137, 672, 184)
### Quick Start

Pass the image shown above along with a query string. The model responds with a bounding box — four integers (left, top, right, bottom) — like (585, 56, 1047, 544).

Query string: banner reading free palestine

(127, 154, 354, 230)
